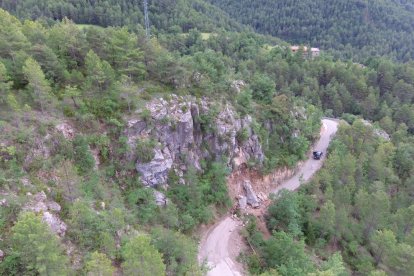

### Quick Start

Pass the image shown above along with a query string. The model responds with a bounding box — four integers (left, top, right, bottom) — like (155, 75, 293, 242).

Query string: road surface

(198, 119, 339, 276)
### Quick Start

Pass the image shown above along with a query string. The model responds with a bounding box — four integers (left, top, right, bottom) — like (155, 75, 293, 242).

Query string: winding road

(198, 119, 339, 276)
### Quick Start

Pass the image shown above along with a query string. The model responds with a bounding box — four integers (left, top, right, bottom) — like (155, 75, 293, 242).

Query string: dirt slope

(198, 119, 339, 276)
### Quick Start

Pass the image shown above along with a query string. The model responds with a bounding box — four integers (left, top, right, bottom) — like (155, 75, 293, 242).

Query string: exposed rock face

(23, 191, 67, 236)
(136, 148, 174, 187)
(125, 95, 264, 187)
(242, 180, 260, 208)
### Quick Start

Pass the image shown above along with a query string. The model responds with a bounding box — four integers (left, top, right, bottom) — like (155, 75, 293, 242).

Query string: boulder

(238, 196, 247, 210)
(0, 249, 4, 262)
(243, 180, 260, 208)
(154, 190, 167, 206)
(42, 212, 67, 237)
(0, 198, 7, 207)
(47, 201, 62, 212)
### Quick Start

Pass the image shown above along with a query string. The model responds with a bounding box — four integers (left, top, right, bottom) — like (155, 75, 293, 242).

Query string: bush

(73, 135, 95, 175)
(67, 201, 112, 251)
(9, 212, 68, 275)
(140, 108, 151, 122)
(236, 128, 249, 144)
(151, 227, 202, 275)
(136, 139, 156, 163)
(127, 187, 157, 224)
(121, 235, 166, 276)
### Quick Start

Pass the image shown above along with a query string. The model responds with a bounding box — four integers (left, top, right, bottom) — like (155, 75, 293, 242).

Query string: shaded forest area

(0, 0, 245, 33)
(206, 0, 414, 61)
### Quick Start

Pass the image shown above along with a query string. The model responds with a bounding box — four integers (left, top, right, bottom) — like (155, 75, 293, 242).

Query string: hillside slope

(206, 0, 414, 61)
(0, 0, 246, 33)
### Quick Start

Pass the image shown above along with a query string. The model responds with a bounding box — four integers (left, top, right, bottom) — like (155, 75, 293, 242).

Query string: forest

(206, 0, 414, 62)
(0, 0, 413, 275)
(0, 0, 246, 33)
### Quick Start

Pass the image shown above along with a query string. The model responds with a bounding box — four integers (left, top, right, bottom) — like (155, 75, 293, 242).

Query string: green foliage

(135, 139, 156, 163)
(236, 128, 249, 144)
(250, 73, 275, 104)
(318, 200, 336, 239)
(235, 89, 253, 115)
(167, 167, 213, 231)
(84, 50, 114, 95)
(127, 187, 157, 224)
(8, 212, 68, 275)
(267, 190, 303, 237)
(0, 4, 413, 276)
(201, 161, 231, 206)
(263, 231, 314, 275)
(206, 0, 414, 61)
(85, 251, 114, 276)
(121, 235, 166, 276)
(0, 61, 12, 101)
(0, 0, 245, 34)
(151, 227, 202, 275)
(73, 135, 95, 175)
(317, 253, 347, 276)
(67, 201, 117, 253)
(22, 57, 53, 113)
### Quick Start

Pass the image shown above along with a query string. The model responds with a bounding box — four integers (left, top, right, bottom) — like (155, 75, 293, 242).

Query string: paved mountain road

(198, 119, 339, 276)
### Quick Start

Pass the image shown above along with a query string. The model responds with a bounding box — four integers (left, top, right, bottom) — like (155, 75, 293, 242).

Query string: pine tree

(11, 212, 68, 276)
(0, 61, 12, 103)
(122, 235, 166, 276)
(85, 251, 114, 276)
(22, 57, 53, 113)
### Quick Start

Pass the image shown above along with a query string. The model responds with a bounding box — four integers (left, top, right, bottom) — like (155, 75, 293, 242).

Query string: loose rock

(243, 180, 260, 208)
(154, 190, 167, 206)
(238, 196, 247, 210)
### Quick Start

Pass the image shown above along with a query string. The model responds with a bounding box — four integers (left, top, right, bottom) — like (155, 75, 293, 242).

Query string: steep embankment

(198, 119, 339, 276)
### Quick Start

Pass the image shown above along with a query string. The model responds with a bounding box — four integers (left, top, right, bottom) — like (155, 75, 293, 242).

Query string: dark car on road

(313, 151, 323, 160)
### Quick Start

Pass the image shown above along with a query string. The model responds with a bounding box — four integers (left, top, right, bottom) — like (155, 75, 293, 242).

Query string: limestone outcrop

(125, 95, 264, 187)
(23, 191, 67, 236)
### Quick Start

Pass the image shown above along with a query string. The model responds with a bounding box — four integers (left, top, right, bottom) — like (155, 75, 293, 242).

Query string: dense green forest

(0, 0, 245, 33)
(245, 119, 414, 275)
(0, 0, 413, 274)
(206, 0, 414, 61)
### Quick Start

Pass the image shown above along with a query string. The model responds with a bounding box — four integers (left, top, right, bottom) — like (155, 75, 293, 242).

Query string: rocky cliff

(125, 95, 264, 187)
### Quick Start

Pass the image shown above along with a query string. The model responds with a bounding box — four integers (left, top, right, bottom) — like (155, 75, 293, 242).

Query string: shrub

(136, 139, 156, 163)
(140, 108, 151, 122)
(151, 227, 202, 275)
(9, 212, 68, 275)
(121, 235, 166, 276)
(236, 128, 249, 144)
(73, 135, 95, 175)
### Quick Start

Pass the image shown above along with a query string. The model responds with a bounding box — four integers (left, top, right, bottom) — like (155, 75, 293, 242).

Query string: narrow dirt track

(198, 119, 339, 276)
